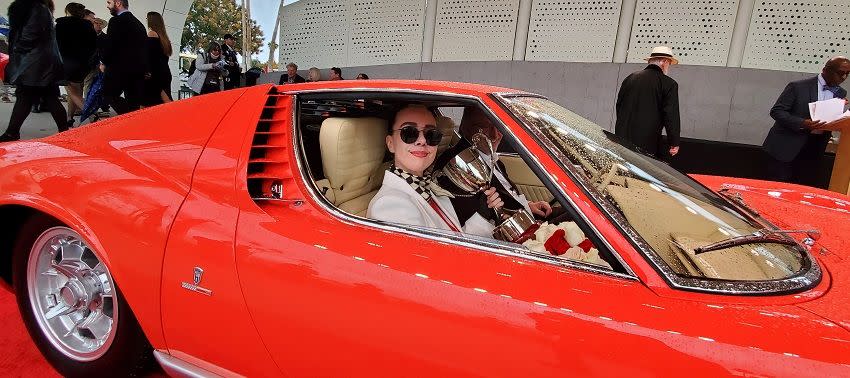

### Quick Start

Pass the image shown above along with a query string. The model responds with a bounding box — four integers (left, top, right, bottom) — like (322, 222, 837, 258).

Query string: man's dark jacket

(614, 64, 681, 157)
(434, 139, 523, 225)
(279, 73, 305, 84)
(763, 76, 846, 162)
(5, 1, 63, 86)
(102, 11, 148, 75)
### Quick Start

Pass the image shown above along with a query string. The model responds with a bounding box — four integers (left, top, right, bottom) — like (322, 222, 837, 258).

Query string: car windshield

(501, 96, 810, 283)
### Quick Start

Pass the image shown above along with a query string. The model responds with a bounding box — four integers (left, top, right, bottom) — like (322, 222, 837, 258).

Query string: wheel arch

(0, 196, 159, 344)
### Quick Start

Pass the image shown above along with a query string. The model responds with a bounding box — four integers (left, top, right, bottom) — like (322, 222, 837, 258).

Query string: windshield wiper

(693, 228, 821, 255)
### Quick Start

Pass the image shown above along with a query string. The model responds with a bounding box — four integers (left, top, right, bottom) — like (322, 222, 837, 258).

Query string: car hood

(694, 175, 850, 331)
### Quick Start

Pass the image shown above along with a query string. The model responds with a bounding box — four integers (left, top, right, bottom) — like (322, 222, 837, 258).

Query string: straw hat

(645, 46, 678, 65)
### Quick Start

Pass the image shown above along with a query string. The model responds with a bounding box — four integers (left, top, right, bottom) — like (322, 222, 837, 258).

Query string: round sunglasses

(394, 125, 443, 146)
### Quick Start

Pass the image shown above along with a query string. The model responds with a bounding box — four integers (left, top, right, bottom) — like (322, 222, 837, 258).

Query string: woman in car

(367, 105, 503, 237)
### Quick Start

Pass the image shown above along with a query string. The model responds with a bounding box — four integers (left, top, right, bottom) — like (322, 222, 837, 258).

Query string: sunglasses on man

(393, 125, 444, 146)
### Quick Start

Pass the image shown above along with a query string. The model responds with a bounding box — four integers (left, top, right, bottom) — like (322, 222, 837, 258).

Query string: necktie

(824, 85, 842, 98)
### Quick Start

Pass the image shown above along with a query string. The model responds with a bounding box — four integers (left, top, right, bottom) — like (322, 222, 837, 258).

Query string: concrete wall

(259, 62, 814, 146)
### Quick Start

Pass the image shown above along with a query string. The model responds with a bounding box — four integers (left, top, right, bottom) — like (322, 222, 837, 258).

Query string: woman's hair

(356, 73, 369, 80)
(308, 67, 321, 80)
(146, 11, 172, 56)
(206, 41, 222, 60)
(64, 2, 85, 17)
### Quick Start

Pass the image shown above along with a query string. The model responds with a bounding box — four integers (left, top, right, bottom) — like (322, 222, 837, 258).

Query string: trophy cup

(441, 133, 540, 243)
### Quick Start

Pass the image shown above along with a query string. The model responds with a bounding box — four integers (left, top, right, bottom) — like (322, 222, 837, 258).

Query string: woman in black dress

(55, 2, 95, 126)
(0, 0, 68, 141)
(142, 11, 172, 106)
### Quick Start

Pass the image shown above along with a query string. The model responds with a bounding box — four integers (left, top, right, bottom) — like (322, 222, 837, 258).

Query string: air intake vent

(247, 88, 302, 205)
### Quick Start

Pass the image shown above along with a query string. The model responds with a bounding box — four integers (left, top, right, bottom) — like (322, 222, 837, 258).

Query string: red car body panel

(0, 81, 848, 375)
(695, 175, 850, 333)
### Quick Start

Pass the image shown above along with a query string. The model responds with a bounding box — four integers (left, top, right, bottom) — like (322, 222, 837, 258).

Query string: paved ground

(0, 99, 115, 140)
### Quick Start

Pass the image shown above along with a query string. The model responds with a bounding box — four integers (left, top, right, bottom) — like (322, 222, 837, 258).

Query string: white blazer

(367, 172, 495, 237)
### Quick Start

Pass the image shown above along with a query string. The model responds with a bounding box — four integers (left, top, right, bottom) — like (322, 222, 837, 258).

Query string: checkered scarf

(389, 165, 454, 201)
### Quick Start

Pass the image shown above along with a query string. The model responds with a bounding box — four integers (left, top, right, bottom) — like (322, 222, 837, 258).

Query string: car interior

(294, 92, 623, 272)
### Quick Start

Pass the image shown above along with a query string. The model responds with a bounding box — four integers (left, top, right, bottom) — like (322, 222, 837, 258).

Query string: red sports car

(0, 81, 849, 377)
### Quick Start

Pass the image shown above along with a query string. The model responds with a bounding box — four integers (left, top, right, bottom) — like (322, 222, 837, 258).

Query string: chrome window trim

(287, 89, 637, 281)
(491, 92, 822, 295)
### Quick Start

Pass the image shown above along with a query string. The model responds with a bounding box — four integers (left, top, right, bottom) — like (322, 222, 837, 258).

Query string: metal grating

(525, 0, 622, 62)
(626, 0, 739, 66)
(347, 0, 427, 66)
(279, 0, 351, 69)
(432, 0, 521, 62)
(742, 0, 850, 73)
(248, 89, 300, 205)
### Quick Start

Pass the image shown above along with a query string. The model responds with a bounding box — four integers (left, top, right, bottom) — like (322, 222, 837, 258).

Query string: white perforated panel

(626, 0, 739, 66)
(280, 0, 351, 69)
(347, 0, 426, 66)
(432, 0, 521, 62)
(525, 0, 622, 62)
(742, 1, 850, 73)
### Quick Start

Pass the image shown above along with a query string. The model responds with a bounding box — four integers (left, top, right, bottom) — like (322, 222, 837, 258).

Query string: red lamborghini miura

(0, 81, 849, 377)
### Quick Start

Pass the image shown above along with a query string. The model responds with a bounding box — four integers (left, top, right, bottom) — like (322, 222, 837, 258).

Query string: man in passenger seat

(435, 107, 558, 225)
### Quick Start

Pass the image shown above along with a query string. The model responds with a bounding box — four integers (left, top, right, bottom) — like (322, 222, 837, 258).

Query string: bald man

(763, 56, 850, 185)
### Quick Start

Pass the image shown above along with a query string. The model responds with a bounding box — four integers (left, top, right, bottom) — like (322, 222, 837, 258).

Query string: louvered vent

(247, 88, 301, 205)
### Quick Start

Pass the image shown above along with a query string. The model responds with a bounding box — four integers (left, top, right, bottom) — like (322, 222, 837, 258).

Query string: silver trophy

(441, 133, 539, 243)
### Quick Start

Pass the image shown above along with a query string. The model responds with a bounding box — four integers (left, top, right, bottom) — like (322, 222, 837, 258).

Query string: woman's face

(309, 70, 321, 81)
(387, 107, 439, 177)
(210, 49, 221, 59)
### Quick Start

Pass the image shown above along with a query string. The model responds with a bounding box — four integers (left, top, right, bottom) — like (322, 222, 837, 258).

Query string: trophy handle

(471, 133, 497, 179)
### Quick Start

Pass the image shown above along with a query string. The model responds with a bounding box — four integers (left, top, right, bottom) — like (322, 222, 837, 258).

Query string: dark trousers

(767, 138, 828, 187)
(3, 85, 68, 137)
(223, 72, 240, 90)
(102, 70, 144, 115)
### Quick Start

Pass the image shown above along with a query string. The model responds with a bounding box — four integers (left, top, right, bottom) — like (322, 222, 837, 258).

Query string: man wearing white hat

(614, 46, 681, 159)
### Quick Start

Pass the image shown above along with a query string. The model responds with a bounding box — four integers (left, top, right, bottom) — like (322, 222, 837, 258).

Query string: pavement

(0, 98, 115, 140)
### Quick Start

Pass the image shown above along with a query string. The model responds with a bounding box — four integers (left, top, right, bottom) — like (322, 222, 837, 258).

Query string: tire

(12, 215, 151, 377)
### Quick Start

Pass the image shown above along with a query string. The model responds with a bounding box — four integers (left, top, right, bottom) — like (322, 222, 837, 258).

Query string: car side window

(295, 93, 624, 274)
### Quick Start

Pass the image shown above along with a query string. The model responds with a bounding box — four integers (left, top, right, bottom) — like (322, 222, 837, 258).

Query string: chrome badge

(181, 267, 213, 296)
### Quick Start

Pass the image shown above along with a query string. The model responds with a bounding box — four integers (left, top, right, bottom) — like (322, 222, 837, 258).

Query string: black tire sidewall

(12, 215, 151, 378)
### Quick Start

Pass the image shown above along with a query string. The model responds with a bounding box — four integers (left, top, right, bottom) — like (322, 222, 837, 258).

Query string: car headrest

(319, 117, 388, 197)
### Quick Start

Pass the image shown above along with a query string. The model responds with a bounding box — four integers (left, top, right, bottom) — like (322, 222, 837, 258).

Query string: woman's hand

(484, 187, 504, 209)
(529, 201, 552, 217)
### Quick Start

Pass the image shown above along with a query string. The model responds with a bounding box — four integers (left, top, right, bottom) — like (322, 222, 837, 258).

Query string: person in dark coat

(435, 107, 556, 225)
(763, 56, 850, 186)
(614, 46, 681, 159)
(100, 0, 148, 114)
(221, 33, 240, 89)
(142, 11, 172, 105)
(55, 2, 96, 127)
(279, 62, 305, 84)
(0, 0, 68, 141)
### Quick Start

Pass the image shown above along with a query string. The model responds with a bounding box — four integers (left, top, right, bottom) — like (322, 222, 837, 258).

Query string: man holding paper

(763, 56, 850, 185)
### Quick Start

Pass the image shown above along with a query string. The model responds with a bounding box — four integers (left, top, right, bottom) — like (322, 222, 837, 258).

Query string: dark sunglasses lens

(424, 129, 443, 146)
(399, 126, 419, 144)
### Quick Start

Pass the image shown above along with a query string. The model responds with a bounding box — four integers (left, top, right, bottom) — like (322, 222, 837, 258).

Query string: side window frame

(290, 89, 637, 280)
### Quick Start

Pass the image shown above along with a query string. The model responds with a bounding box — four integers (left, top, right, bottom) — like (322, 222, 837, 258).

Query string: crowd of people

(0, 0, 173, 141)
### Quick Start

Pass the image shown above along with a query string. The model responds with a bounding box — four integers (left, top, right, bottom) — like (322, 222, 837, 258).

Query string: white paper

(809, 98, 848, 122)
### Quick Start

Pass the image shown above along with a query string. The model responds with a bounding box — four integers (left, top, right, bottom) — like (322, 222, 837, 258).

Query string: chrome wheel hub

(26, 227, 118, 361)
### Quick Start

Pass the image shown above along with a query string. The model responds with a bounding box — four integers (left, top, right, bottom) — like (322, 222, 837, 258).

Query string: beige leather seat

(435, 115, 460, 154)
(315, 117, 388, 216)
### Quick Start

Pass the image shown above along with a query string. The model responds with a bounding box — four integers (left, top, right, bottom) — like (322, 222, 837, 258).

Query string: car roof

(274, 79, 533, 97)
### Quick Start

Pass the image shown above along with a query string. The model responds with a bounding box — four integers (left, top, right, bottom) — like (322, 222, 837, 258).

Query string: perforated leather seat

(315, 117, 388, 216)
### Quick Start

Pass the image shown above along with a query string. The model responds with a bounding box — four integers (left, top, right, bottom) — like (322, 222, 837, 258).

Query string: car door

(160, 88, 280, 376)
(231, 92, 704, 376)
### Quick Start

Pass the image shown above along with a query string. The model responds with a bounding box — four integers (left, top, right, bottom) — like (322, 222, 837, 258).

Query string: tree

(181, 0, 264, 57)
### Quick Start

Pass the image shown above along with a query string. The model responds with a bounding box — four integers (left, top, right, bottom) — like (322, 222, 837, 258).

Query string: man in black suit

(615, 46, 681, 159)
(221, 33, 240, 90)
(278, 63, 305, 85)
(100, 0, 147, 114)
(763, 56, 850, 186)
(435, 107, 554, 226)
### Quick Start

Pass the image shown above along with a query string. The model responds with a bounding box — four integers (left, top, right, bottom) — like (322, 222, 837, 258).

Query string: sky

(251, 0, 300, 60)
